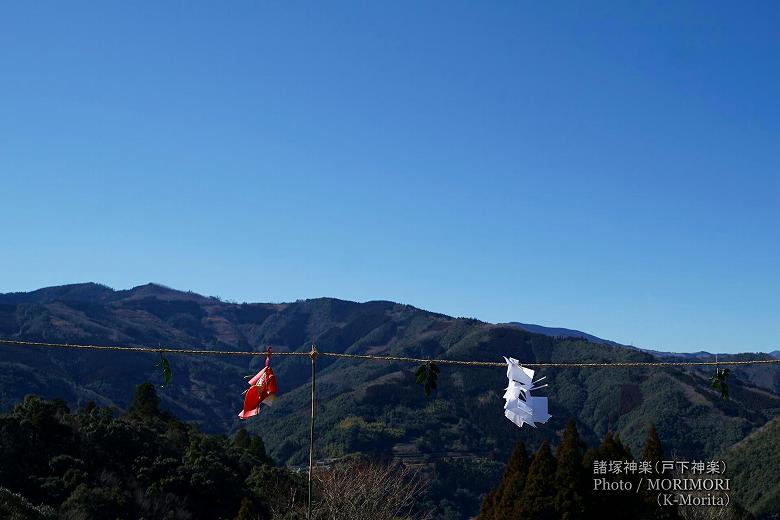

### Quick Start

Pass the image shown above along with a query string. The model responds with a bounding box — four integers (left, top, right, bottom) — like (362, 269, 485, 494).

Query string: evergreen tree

(583, 433, 643, 519)
(517, 440, 557, 519)
(604, 432, 634, 462)
(640, 425, 681, 520)
(554, 419, 587, 519)
(233, 428, 252, 450)
(233, 428, 274, 465)
(478, 441, 529, 520)
(234, 497, 259, 520)
(477, 488, 499, 520)
(642, 424, 664, 463)
(249, 436, 272, 464)
(129, 382, 161, 417)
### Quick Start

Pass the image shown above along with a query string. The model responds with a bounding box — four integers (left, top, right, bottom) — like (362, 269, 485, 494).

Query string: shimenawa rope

(1, 338, 778, 368)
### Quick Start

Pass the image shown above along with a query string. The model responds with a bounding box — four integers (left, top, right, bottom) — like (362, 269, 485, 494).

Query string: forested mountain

(0, 384, 296, 519)
(721, 416, 780, 519)
(1, 283, 778, 518)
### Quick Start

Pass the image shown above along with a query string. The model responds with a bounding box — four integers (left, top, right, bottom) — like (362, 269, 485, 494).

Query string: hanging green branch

(709, 368, 730, 399)
(416, 361, 439, 397)
(156, 352, 173, 388)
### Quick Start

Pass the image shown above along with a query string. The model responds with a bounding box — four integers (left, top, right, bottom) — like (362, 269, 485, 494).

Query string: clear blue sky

(1, 2, 778, 353)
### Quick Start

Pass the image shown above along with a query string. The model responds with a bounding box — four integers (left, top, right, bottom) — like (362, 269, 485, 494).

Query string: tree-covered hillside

(721, 416, 780, 519)
(0, 384, 301, 519)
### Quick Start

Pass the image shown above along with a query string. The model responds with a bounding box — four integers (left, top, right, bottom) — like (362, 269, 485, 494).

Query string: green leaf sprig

(415, 361, 439, 397)
(709, 368, 730, 399)
(156, 352, 172, 388)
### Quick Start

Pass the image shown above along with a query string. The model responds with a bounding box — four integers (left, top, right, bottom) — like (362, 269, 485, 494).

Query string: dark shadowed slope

(721, 415, 780, 518)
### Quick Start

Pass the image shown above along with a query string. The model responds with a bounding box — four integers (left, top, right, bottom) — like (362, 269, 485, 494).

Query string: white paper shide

(503, 357, 551, 428)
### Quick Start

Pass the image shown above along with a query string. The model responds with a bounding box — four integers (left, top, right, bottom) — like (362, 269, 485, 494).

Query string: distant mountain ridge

(0, 282, 214, 305)
(507, 322, 618, 346)
(509, 321, 777, 359)
(1, 282, 778, 518)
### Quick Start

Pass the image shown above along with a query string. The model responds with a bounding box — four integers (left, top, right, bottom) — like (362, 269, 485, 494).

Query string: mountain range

(506, 322, 617, 346)
(1, 282, 778, 517)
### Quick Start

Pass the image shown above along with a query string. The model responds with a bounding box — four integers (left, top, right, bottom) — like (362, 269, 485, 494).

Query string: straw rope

(1, 339, 778, 368)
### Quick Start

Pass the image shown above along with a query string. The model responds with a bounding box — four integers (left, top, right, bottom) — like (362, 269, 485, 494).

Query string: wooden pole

(307, 344, 318, 520)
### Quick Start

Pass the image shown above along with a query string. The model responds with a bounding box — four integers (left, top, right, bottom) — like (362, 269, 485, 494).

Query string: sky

(0, 2, 778, 353)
